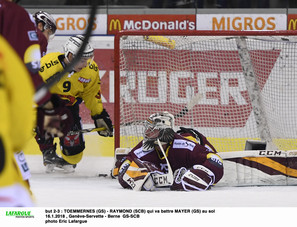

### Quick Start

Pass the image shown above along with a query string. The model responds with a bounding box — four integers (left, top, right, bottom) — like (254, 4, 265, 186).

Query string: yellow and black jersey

(0, 36, 35, 152)
(0, 35, 34, 205)
(39, 52, 103, 116)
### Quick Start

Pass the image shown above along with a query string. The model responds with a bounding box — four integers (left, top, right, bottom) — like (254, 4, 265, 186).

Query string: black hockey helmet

(33, 11, 57, 35)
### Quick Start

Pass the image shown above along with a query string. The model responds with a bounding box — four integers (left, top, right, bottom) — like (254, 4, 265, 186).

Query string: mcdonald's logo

(288, 19, 297, 30)
(109, 19, 121, 31)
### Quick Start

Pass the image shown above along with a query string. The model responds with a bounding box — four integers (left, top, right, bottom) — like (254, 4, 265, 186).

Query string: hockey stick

(121, 93, 203, 126)
(68, 127, 106, 135)
(34, 0, 97, 104)
(174, 93, 203, 118)
(151, 139, 174, 187)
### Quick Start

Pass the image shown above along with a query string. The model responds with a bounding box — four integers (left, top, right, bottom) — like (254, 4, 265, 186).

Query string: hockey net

(114, 30, 297, 152)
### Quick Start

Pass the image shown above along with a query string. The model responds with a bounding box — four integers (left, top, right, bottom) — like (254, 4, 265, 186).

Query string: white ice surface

(6, 155, 293, 227)
(27, 155, 297, 207)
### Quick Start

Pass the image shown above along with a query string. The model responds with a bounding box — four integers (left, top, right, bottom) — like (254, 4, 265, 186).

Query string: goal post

(114, 30, 297, 152)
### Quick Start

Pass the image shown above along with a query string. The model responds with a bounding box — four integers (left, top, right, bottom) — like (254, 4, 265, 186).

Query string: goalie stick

(34, 0, 97, 104)
(151, 139, 174, 187)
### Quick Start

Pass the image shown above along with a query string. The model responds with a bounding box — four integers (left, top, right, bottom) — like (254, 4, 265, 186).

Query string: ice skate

(55, 158, 77, 173)
(42, 147, 64, 173)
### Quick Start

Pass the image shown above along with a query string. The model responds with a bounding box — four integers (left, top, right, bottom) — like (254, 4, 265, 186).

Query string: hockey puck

(98, 173, 108, 177)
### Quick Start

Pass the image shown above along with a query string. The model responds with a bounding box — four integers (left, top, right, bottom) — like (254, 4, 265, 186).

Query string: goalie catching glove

(171, 165, 215, 191)
(118, 158, 163, 191)
(92, 109, 113, 137)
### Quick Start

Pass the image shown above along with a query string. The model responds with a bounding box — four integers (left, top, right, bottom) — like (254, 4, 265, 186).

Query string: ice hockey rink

(23, 38, 297, 206)
(27, 154, 297, 207)
(21, 154, 297, 227)
(29, 37, 297, 209)
(10, 36, 295, 227)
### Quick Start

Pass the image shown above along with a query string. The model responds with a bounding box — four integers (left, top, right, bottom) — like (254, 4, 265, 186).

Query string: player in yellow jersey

(36, 35, 113, 173)
(0, 35, 35, 206)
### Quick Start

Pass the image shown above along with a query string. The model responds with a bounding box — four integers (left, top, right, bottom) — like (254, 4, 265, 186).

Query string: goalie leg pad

(118, 159, 158, 191)
(141, 174, 155, 191)
(171, 165, 215, 191)
(111, 148, 131, 178)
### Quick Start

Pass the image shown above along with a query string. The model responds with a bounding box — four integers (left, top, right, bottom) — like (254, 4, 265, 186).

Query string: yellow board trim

(24, 134, 297, 157)
(120, 136, 297, 152)
(23, 135, 114, 157)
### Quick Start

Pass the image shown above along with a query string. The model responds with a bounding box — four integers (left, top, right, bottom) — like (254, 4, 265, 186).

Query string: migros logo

(109, 19, 121, 31)
(56, 16, 97, 31)
(212, 16, 276, 30)
(288, 19, 297, 30)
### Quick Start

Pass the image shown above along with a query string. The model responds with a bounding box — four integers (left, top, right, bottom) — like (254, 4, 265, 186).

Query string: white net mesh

(115, 33, 297, 151)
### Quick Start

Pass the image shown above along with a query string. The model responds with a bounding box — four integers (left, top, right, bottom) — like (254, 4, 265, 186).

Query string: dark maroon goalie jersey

(126, 133, 224, 184)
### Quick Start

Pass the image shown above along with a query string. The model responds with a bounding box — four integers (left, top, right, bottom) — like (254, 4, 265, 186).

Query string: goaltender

(114, 112, 224, 191)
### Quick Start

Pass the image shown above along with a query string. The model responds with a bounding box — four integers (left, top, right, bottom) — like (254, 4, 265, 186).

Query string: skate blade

(55, 164, 75, 173)
(61, 165, 75, 173)
(45, 164, 55, 173)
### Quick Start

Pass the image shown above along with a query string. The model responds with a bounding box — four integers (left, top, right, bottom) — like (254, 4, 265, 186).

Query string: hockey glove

(36, 95, 73, 138)
(118, 158, 163, 191)
(111, 148, 131, 178)
(92, 109, 113, 137)
(171, 165, 215, 191)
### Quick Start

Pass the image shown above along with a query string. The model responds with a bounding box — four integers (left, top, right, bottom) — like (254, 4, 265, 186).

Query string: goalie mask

(143, 112, 175, 151)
